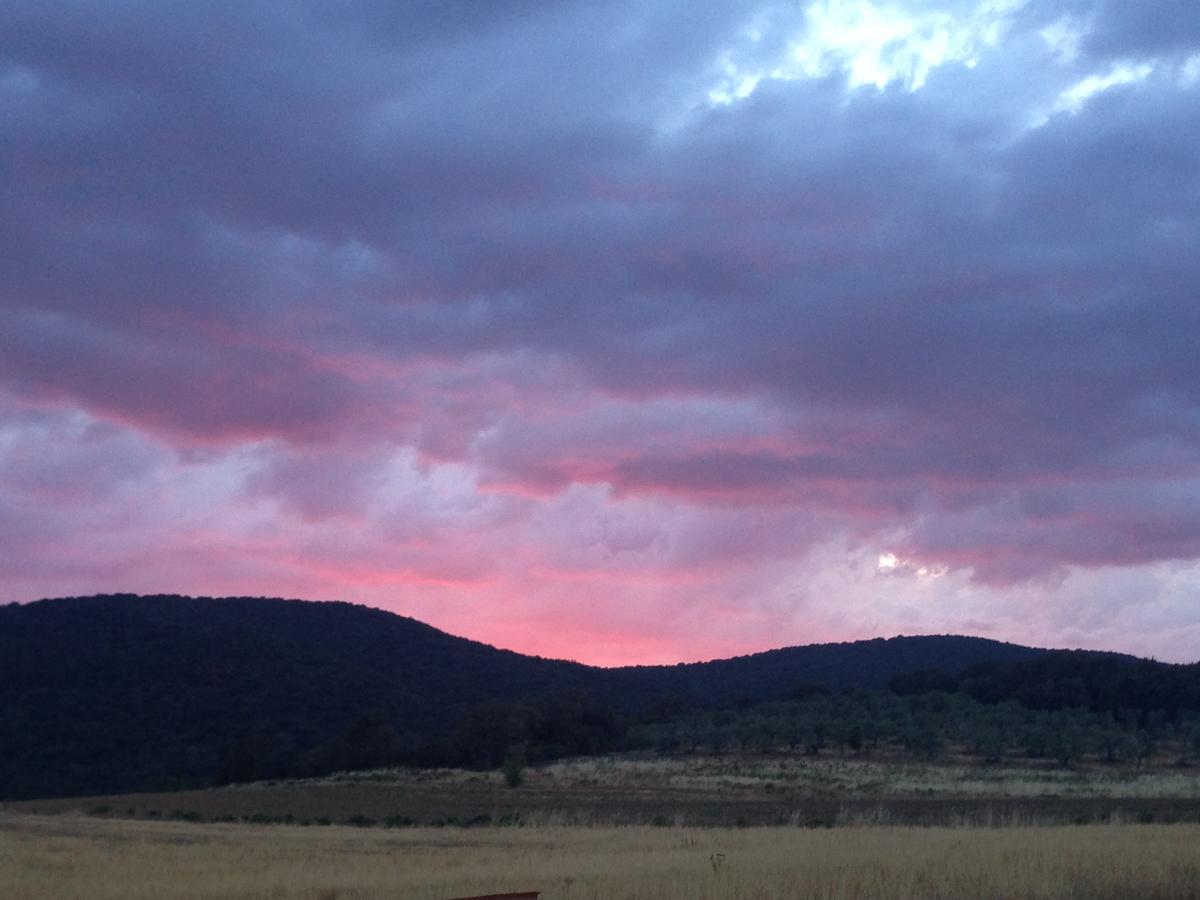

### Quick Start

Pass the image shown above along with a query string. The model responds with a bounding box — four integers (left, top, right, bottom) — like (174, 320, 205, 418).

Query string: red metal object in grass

(445, 894, 540, 900)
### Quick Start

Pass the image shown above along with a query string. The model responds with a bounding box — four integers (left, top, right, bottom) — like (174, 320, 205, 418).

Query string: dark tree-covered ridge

(0, 593, 1054, 798)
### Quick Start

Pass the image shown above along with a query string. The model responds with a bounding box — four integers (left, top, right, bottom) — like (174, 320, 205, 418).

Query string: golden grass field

(3, 812, 1200, 900)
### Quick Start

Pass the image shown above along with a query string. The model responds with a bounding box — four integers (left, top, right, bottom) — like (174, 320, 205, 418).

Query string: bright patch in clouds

(1181, 54, 1200, 88)
(709, 0, 1026, 103)
(790, 0, 1021, 89)
(1039, 17, 1083, 64)
(877, 551, 947, 578)
(1053, 62, 1155, 114)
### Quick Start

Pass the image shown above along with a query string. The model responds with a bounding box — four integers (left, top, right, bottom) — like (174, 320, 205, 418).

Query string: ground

(6, 753, 1200, 827)
(3, 813, 1200, 899)
(4, 753, 1200, 899)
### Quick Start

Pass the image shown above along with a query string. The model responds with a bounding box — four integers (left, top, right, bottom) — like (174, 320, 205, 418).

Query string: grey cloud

(3, 0, 1200, 583)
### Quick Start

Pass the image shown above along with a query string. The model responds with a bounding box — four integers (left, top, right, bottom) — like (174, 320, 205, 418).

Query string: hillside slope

(1, 593, 1042, 798)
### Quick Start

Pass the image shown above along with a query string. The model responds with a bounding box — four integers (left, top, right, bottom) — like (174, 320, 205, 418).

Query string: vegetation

(960, 652, 1200, 719)
(9, 752, 1200, 830)
(7, 595, 1200, 899)
(3, 813, 1200, 899)
(629, 688, 1200, 770)
(0, 593, 1044, 799)
(3, 594, 1198, 801)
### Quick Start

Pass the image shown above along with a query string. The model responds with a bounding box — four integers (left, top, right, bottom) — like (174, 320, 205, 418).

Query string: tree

(1133, 730, 1158, 770)
(502, 745, 526, 788)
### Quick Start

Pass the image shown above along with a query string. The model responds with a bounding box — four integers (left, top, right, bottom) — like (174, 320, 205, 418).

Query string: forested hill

(1, 593, 1043, 798)
(604, 634, 1045, 706)
(0, 594, 599, 798)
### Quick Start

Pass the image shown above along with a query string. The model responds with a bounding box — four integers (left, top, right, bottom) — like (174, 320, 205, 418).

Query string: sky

(3, 0, 1200, 665)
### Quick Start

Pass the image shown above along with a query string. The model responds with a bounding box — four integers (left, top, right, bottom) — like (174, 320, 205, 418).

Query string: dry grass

(9, 754, 1200, 829)
(535, 754, 1200, 799)
(3, 812, 1200, 900)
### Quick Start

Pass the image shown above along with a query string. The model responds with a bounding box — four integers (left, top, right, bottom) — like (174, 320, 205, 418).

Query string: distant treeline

(638, 652, 1200, 769)
(633, 685, 1200, 769)
(652, 648, 1200, 767)
(216, 689, 626, 784)
(219, 653, 1200, 784)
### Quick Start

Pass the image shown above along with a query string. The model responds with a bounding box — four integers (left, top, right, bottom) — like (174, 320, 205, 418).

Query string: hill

(0, 593, 1046, 799)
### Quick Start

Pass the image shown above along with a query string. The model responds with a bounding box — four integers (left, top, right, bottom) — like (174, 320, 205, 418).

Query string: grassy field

(3, 812, 1200, 899)
(7, 753, 1200, 828)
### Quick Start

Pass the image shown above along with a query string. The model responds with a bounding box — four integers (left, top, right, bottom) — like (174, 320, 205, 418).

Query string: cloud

(3, 0, 1200, 661)
(1079, 0, 1200, 60)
